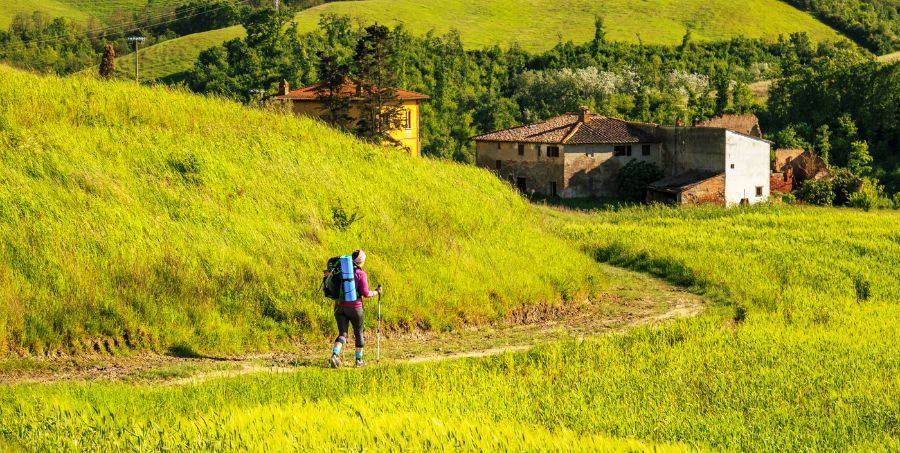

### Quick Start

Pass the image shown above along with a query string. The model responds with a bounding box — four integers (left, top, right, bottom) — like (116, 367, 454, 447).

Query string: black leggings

(334, 306, 364, 347)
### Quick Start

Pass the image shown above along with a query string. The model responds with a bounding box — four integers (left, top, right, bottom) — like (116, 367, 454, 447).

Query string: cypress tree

(99, 44, 116, 79)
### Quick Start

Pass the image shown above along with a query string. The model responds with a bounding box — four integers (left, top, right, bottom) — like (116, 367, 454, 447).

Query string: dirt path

(0, 271, 705, 385)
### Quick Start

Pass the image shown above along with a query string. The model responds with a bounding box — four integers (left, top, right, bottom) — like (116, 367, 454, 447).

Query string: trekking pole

(377, 289, 382, 364)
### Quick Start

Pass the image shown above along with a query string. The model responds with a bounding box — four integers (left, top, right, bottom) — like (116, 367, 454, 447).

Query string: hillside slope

(0, 65, 606, 356)
(0, 0, 151, 28)
(294, 0, 843, 49)
(0, 0, 88, 28)
(124, 0, 845, 81)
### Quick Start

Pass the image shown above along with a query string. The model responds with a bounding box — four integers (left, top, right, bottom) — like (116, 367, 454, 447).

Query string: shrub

(831, 168, 863, 206)
(616, 160, 663, 202)
(796, 178, 834, 206)
(847, 178, 884, 212)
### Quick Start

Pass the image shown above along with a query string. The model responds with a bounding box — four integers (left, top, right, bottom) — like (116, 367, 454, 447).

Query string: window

(518, 144, 525, 156)
(730, 164, 735, 169)
(550, 181, 558, 197)
(537, 146, 542, 158)
(755, 186, 764, 197)
(497, 143, 501, 149)
(495, 160, 502, 170)
(586, 152, 594, 158)
(614, 145, 632, 157)
(403, 110, 412, 129)
(642, 145, 651, 156)
(516, 177, 527, 193)
(547, 146, 560, 157)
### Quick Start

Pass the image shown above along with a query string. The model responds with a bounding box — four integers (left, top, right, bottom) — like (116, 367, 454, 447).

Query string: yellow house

(275, 80, 430, 156)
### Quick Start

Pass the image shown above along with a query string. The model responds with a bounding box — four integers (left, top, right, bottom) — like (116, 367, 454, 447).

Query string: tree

(848, 140, 873, 177)
(589, 15, 606, 55)
(353, 24, 405, 146)
(314, 50, 352, 129)
(99, 43, 115, 79)
(617, 160, 663, 201)
(730, 81, 754, 114)
(815, 124, 832, 166)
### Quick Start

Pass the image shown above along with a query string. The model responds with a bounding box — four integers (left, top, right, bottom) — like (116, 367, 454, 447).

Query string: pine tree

(99, 44, 116, 79)
(589, 16, 606, 55)
(353, 24, 404, 147)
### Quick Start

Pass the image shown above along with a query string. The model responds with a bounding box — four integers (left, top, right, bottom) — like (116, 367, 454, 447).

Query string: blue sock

(355, 351, 363, 361)
(332, 344, 342, 355)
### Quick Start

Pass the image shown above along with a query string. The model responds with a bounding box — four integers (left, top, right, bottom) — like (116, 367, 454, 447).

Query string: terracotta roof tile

(696, 114, 762, 137)
(473, 113, 658, 145)
(648, 171, 724, 193)
(275, 81, 430, 101)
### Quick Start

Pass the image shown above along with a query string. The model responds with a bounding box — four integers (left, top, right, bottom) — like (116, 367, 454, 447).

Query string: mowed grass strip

(0, 65, 607, 356)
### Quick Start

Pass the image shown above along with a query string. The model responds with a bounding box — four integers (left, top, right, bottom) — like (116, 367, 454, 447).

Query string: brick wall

(680, 174, 726, 205)
(770, 170, 793, 193)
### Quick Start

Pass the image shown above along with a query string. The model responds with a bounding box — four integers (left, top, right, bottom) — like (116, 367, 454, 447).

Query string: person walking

(330, 249, 381, 368)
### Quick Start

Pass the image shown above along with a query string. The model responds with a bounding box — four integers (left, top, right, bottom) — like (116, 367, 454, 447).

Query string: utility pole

(126, 36, 145, 83)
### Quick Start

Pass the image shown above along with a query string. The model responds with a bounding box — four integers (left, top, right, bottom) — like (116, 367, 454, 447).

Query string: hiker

(330, 249, 381, 368)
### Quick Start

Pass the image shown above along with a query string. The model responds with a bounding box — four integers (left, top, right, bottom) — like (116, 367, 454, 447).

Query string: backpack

(322, 255, 358, 302)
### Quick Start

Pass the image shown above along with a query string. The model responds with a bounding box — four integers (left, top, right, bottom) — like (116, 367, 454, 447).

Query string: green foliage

(616, 160, 663, 201)
(848, 140, 874, 177)
(796, 178, 835, 206)
(767, 49, 899, 193)
(847, 177, 885, 211)
(0, 65, 605, 355)
(782, 0, 899, 53)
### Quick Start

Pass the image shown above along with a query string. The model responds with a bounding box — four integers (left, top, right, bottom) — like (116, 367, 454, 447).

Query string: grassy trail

(0, 266, 704, 384)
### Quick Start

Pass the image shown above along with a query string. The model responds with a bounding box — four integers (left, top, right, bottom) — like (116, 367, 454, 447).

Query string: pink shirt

(337, 268, 376, 308)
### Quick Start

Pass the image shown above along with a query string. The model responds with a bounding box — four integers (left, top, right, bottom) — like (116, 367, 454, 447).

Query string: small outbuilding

(646, 171, 726, 205)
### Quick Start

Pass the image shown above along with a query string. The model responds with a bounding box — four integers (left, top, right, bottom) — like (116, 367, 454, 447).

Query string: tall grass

(0, 205, 896, 451)
(0, 65, 605, 355)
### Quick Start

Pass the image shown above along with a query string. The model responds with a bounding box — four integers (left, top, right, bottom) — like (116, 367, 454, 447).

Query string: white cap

(353, 250, 366, 265)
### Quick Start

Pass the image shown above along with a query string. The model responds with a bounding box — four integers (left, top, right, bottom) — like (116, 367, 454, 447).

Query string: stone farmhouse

(473, 108, 771, 206)
(276, 80, 430, 156)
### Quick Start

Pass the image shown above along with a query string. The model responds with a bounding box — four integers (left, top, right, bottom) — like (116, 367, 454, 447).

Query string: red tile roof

(275, 81, 430, 101)
(696, 114, 762, 138)
(472, 113, 658, 144)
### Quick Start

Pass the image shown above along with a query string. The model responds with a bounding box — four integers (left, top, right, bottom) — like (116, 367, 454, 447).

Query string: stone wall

(475, 141, 563, 196)
(562, 143, 660, 198)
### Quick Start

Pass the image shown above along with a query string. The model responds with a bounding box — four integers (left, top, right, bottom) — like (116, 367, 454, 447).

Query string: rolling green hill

(293, 0, 843, 49)
(123, 0, 845, 81)
(0, 0, 155, 28)
(0, 0, 88, 28)
(114, 25, 245, 81)
(0, 64, 606, 355)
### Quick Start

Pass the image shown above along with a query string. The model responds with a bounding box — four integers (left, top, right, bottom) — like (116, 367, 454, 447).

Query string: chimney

(279, 79, 289, 96)
(578, 106, 590, 123)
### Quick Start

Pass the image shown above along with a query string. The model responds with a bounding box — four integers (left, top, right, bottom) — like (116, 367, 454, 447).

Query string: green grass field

(1, 205, 897, 450)
(122, 0, 845, 82)
(0, 0, 88, 28)
(294, 0, 843, 50)
(0, 65, 609, 356)
(115, 25, 245, 81)
(0, 0, 165, 28)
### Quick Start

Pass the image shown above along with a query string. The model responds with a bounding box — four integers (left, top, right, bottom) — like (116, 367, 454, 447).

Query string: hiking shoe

(355, 360, 365, 368)
(330, 354, 342, 368)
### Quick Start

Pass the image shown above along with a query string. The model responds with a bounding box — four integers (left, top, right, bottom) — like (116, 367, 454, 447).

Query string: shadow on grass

(166, 343, 239, 361)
